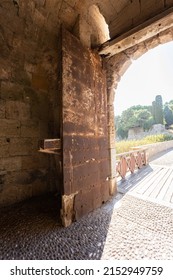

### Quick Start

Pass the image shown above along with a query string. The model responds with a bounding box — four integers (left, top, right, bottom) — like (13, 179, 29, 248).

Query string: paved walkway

(0, 150, 173, 260)
(150, 148, 173, 167)
(118, 149, 173, 208)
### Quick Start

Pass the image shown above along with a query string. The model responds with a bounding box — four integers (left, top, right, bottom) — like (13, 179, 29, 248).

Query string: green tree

(115, 106, 154, 139)
(115, 115, 127, 139)
(152, 95, 163, 124)
(164, 105, 173, 126)
(167, 100, 173, 111)
(137, 109, 154, 129)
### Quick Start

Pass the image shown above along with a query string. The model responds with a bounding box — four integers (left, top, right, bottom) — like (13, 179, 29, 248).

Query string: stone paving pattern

(0, 191, 172, 260)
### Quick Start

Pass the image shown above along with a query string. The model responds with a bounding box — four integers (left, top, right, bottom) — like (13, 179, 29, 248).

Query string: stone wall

(127, 124, 170, 140)
(0, 0, 62, 206)
(128, 127, 144, 139)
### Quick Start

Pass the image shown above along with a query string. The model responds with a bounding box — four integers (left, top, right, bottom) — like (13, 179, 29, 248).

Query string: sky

(114, 41, 173, 116)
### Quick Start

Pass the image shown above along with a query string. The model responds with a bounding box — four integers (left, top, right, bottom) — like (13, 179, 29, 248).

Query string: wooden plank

(99, 7, 173, 57)
(163, 175, 173, 203)
(118, 165, 154, 190)
(156, 169, 173, 201)
(38, 149, 61, 155)
(130, 166, 163, 194)
(38, 139, 61, 150)
(118, 166, 161, 195)
(126, 167, 157, 190)
(171, 193, 173, 203)
(149, 168, 172, 199)
(136, 167, 166, 195)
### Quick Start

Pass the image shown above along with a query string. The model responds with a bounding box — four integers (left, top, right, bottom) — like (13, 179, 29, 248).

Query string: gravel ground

(0, 191, 172, 260)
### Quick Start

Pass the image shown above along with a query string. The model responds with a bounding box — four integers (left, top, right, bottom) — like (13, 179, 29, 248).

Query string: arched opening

(115, 41, 173, 117)
(106, 27, 173, 197)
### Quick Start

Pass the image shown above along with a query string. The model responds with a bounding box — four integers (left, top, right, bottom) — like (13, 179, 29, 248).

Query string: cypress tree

(152, 95, 163, 124)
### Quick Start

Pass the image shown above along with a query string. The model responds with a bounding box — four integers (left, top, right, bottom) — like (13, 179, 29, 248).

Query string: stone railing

(131, 140, 173, 161)
(116, 149, 147, 179)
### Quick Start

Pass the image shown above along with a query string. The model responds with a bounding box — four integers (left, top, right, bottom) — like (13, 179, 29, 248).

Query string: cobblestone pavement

(0, 190, 173, 260)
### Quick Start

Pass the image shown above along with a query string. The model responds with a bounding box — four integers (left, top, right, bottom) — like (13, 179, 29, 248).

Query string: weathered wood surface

(99, 7, 173, 57)
(118, 163, 173, 208)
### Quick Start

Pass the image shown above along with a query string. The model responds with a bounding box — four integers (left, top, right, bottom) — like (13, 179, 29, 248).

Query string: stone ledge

(132, 140, 173, 161)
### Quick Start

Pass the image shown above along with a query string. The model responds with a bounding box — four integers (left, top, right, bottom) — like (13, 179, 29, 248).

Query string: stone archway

(104, 27, 173, 187)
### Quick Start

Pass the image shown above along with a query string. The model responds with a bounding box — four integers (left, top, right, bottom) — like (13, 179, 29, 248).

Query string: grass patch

(116, 134, 173, 154)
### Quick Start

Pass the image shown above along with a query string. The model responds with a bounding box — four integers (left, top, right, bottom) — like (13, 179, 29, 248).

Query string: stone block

(0, 61, 12, 80)
(0, 119, 20, 137)
(13, 66, 31, 87)
(32, 72, 49, 91)
(0, 1, 24, 33)
(21, 120, 39, 137)
(6, 100, 31, 120)
(0, 156, 21, 172)
(33, 6, 46, 27)
(39, 120, 49, 138)
(38, 94, 50, 120)
(133, 0, 164, 26)
(0, 184, 32, 207)
(0, 42, 10, 58)
(109, 8, 133, 38)
(0, 100, 5, 118)
(140, 0, 164, 18)
(21, 155, 40, 170)
(61, 192, 77, 227)
(45, 0, 61, 10)
(35, 0, 46, 7)
(78, 18, 91, 48)
(128, 42, 147, 60)
(145, 35, 160, 51)
(31, 137, 41, 152)
(165, 0, 173, 7)
(0, 138, 10, 157)
(1, 81, 24, 101)
(0, 171, 6, 193)
(9, 138, 34, 156)
(24, 62, 36, 74)
(64, 0, 78, 8)
(59, 1, 78, 29)
(21, 154, 49, 170)
(32, 179, 48, 196)
(159, 29, 173, 44)
(5, 169, 47, 186)
(0, 22, 14, 50)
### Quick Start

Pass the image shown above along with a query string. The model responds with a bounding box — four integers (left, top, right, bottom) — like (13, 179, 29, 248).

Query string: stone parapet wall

(132, 140, 173, 161)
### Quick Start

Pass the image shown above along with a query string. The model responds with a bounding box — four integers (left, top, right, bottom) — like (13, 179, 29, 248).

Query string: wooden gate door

(61, 29, 112, 226)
